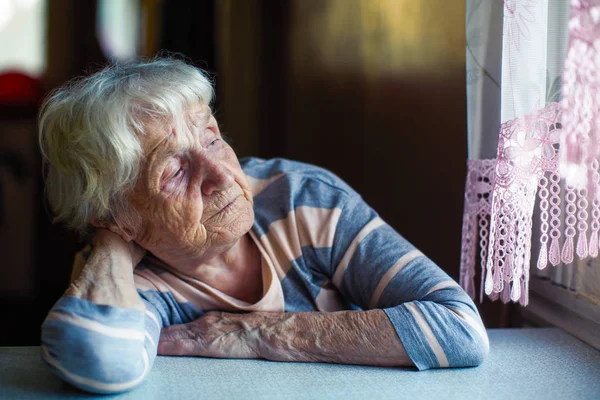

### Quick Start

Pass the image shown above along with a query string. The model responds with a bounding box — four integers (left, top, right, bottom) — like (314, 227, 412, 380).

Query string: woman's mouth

(219, 197, 237, 213)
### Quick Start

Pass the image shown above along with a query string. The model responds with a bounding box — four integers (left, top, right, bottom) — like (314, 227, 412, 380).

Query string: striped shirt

(41, 157, 489, 394)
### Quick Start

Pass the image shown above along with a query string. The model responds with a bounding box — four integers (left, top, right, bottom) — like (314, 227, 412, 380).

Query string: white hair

(38, 57, 214, 236)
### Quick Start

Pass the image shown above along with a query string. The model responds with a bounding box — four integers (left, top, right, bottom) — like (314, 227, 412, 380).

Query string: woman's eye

(209, 138, 220, 146)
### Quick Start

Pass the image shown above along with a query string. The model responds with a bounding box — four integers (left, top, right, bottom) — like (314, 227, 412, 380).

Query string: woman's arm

(158, 189, 489, 370)
(65, 229, 145, 310)
(159, 308, 412, 367)
(41, 230, 163, 394)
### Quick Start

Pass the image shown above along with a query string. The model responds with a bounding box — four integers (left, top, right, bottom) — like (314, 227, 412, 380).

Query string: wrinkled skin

(159, 311, 263, 359)
(66, 228, 147, 311)
(123, 104, 262, 302)
(129, 103, 256, 273)
(158, 309, 412, 367)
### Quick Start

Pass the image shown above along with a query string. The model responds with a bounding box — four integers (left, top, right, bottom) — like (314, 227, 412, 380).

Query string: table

(1, 328, 599, 399)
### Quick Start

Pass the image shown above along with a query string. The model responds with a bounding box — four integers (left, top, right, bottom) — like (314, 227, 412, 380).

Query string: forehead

(139, 103, 211, 154)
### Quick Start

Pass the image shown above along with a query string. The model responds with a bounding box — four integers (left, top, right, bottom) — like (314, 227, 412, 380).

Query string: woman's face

(128, 103, 254, 265)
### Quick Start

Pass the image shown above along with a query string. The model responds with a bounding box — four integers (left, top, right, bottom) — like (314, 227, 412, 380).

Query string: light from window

(0, 0, 46, 76)
(97, 0, 141, 60)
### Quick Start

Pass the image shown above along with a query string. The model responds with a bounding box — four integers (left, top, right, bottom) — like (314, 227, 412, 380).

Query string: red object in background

(0, 71, 42, 106)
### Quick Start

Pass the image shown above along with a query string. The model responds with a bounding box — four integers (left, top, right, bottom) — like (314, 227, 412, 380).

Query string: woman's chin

(206, 209, 255, 245)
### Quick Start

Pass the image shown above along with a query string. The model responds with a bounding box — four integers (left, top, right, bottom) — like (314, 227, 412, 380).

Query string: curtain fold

(461, 0, 503, 303)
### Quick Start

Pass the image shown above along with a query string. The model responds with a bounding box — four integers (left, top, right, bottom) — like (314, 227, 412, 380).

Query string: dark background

(0, 0, 519, 346)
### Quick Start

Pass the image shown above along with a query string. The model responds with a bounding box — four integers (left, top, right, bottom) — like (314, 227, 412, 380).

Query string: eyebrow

(190, 108, 211, 128)
(150, 146, 178, 168)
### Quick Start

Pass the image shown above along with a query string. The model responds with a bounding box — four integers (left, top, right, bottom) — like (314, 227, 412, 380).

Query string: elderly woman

(39, 58, 489, 394)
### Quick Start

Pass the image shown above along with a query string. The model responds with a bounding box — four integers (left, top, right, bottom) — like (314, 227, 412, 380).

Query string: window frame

(521, 274, 600, 350)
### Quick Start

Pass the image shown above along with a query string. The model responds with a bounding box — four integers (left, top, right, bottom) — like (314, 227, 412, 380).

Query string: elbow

(444, 301, 490, 368)
(41, 317, 150, 394)
(455, 329, 490, 368)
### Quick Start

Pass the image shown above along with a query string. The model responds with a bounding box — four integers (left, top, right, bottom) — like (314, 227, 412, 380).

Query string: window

(0, 0, 46, 76)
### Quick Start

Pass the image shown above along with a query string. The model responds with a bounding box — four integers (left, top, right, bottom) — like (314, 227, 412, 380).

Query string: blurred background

(0, 0, 518, 346)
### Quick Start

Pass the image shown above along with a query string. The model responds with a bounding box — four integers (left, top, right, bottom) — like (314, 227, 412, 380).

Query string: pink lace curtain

(460, 0, 600, 306)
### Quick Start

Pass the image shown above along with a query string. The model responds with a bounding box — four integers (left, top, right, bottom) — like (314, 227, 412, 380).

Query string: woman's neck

(162, 233, 264, 303)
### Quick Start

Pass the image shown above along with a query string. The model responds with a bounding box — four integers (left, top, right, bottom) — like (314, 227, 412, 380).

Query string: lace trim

(460, 159, 495, 304)
(489, 104, 562, 305)
(460, 103, 600, 305)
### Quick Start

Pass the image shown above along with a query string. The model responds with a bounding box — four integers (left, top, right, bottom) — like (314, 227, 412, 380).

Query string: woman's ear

(90, 219, 135, 243)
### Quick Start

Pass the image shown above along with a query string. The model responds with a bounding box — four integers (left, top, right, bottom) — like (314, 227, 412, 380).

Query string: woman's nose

(200, 158, 235, 196)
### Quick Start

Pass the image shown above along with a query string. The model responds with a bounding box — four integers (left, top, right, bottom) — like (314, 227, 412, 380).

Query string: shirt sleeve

(40, 252, 165, 394)
(329, 192, 490, 371)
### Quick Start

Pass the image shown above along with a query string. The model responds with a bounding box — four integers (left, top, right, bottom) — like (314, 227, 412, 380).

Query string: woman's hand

(66, 228, 146, 311)
(94, 228, 147, 267)
(158, 311, 266, 359)
(70, 229, 146, 283)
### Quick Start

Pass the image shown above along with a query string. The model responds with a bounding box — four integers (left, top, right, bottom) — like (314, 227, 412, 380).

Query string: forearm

(41, 233, 154, 393)
(256, 309, 413, 367)
(42, 254, 159, 394)
(41, 296, 156, 394)
(159, 308, 414, 367)
(67, 242, 144, 311)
